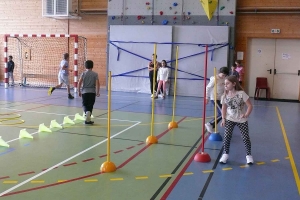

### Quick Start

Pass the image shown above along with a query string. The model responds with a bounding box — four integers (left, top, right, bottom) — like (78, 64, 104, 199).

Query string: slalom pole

(100, 71, 116, 172)
(194, 45, 211, 162)
(209, 67, 222, 141)
(146, 44, 158, 144)
(168, 46, 179, 129)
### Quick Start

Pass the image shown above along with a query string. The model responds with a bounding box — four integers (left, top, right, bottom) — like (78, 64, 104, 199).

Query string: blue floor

(0, 86, 299, 200)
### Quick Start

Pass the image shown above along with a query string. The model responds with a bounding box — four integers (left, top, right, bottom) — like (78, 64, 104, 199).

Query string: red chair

(254, 77, 270, 100)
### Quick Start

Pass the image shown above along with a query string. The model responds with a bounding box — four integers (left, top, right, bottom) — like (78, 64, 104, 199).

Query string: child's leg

(236, 121, 251, 155)
(156, 81, 162, 96)
(162, 81, 166, 96)
(223, 120, 236, 154)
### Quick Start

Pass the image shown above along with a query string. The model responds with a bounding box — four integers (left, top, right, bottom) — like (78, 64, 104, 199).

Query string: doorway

(247, 38, 300, 100)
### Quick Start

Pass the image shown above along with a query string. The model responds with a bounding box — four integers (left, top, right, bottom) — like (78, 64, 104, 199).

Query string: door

(248, 38, 300, 100)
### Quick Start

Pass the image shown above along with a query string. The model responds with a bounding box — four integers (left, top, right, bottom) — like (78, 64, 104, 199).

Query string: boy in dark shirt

(7, 55, 15, 86)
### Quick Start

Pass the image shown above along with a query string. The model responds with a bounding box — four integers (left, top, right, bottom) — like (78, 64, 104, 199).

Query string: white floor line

(0, 121, 141, 197)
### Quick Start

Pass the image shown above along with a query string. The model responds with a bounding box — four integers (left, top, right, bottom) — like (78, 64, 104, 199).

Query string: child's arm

(96, 78, 100, 97)
(77, 77, 83, 97)
(221, 103, 227, 127)
(241, 99, 253, 118)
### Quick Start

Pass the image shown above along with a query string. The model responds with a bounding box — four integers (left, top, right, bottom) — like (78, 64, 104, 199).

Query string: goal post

(3, 34, 87, 92)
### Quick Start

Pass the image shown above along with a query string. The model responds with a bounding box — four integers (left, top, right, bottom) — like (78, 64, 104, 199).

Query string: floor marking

(57, 180, 67, 183)
(256, 162, 266, 165)
(99, 154, 107, 158)
(183, 172, 194, 176)
(271, 159, 280, 162)
(0, 176, 10, 180)
(222, 168, 232, 171)
(126, 146, 135, 150)
(113, 150, 123, 154)
(240, 165, 249, 168)
(82, 158, 95, 162)
(84, 179, 98, 182)
(0, 148, 15, 156)
(159, 174, 172, 178)
(110, 178, 123, 181)
(63, 162, 77, 167)
(0, 121, 140, 197)
(276, 107, 300, 195)
(135, 176, 148, 180)
(202, 170, 214, 173)
(18, 171, 35, 176)
(31, 180, 44, 184)
(3, 181, 18, 184)
(285, 157, 290, 159)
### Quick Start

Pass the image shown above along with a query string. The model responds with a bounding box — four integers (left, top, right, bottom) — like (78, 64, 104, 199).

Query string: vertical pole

(150, 44, 157, 137)
(4, 35, 8, 88)
(107, 71, 112, 162)
(171, 46, 179, 122)
(214, 67, 218, 132)
(202, 45, 208, 152)
(73, 35, 78, 93)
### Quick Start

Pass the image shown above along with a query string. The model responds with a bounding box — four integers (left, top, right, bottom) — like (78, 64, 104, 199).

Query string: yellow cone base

(38, 123, 52, 133)
(146, 135, 158, 144)
(100, 161, 117, 173)
(50, 120, 62, 129)
(168, 121, 178, 129)
(19, 129, 33, 139)
(0, 136, 9, 147)
(63, 116, 75, 125)
(74, 113, 85, 121)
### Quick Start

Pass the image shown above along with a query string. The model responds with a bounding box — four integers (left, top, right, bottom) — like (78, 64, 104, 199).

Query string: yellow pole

(150, 44, 157, 137)
(214, 67, 218, 132)
(171, 46, 179, 122)
(107, 71, 112, 162)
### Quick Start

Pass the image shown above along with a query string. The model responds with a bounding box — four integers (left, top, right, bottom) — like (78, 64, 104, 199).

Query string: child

(155, 60, 170, 99)
(7, 55, 15, 86)
(77, 60, 100, 125)
(148, 54, 161, 97)
(235, 61, 244, 85)
(219, 75, 253, 164)
(205, 67, 229, 133)
(230, 64, 239, 79)
(48, 53, 74, 99)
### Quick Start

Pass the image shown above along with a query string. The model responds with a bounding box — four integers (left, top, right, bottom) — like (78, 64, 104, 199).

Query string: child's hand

(205, 99, 209, 105)
(78, 91, 82, 97)
(221, 119, 225, 127)
(96, 93, 100, 97)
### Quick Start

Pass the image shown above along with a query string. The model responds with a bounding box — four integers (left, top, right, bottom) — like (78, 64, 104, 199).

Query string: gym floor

(0, 86, 299, 200)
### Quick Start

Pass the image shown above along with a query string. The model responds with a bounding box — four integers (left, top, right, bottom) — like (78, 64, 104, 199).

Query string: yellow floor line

(135, 176, 148, 180)
(240, 165, 249, 168)
(110, 178, 124, 181)
(276, 106, 300, 195)
(57, 180, 67, 183)
(271, 159, 280, 162)
(202, 170, 214, 173)
(183, 172, 194, 176)
(31, 180, 45, 183)
(222, 168, 232, 171)
(3, 181, 18, 184)
(256, 162, 265, 165)
(159, 174, 172, 178)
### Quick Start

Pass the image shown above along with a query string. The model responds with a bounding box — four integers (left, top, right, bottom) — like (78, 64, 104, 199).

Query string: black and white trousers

(223, 119, 252, 155)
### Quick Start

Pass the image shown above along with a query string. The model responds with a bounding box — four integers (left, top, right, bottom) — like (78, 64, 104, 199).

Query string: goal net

(4, 34, 87, 90)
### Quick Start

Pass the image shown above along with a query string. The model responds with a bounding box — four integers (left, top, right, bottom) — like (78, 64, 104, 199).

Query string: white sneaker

(205, 123, 214, 133)
(151, 94, 153, 98)
(246, 155, 254, 165)
(86, 111, 91, 122)
(219, 154, 229, 164)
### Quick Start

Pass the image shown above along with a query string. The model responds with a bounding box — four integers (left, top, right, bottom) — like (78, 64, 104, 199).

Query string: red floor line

(126, 146, 135, 150)
(1, 116, 187, 197)
(18, 171, 35, 176)
(137, 142, 144, 145)
(160, 134, 210, 200)
(113, 150, 123, 154)
(82, 158, 95, 162)
(99, 154, 107, 158)
(63, 162, 77, 167)
(0, 176, 10, 180)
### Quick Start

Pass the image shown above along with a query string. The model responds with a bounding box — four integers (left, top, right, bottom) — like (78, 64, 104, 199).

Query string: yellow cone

(74, 113, 85, 121)
(63, 116, 75, 125)
(19, 129, 33, 139)
(50, 120, 63, 129)
(0, 136, 9, 147)
(38, 123, 52, 133)
(200, 0, 218, 20)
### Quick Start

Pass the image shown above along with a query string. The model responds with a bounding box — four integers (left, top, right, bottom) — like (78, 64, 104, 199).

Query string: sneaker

(48, 87, 55, 96)
(68, 94, 74, 99)
(85, 121, 94, 125)
(246, 155, 254, 165)
(86, 111, 91, 122)
(219, 154, 229, 164)
(205, 123, 214, 133)
(151, 94, 153, 98)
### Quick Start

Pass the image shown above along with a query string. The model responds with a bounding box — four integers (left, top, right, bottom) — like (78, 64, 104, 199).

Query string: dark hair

(63, 53, 69, 59)
(225, 75, 243, 92)
(152, 54, 157, 58)
(85, 60, 93, 69)
(219, 67, 229, 75)
(9, 55, 13, 59)
(161, 60, 167, 65)
(232, 64, 237, 68)
(235, 60, 240, 65)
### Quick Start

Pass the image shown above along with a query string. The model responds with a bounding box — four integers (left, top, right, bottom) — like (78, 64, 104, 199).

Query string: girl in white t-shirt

(220, 75, 253, 165)
(155, 60, 170, 99)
